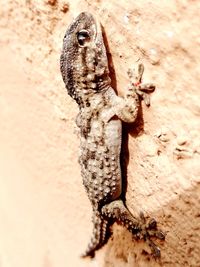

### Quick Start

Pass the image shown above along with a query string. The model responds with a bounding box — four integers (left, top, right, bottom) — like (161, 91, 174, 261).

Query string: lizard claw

(139, 212, 165, 257)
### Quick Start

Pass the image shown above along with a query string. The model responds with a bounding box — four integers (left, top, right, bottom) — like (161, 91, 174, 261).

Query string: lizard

(60, 12, 165, 258)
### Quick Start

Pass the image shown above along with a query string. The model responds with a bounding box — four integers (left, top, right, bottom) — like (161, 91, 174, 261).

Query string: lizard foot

(128, 63, 155, 106)
(138, 212, 165, 258)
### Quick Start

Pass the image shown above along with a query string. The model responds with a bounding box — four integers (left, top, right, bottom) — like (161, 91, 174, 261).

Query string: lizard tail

(82, 211, 110, 258)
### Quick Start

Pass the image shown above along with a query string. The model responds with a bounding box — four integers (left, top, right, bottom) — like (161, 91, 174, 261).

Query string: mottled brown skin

(60, 12, 165, 258)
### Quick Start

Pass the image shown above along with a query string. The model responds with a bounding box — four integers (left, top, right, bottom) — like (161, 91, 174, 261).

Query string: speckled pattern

(60, 12, 164, 258)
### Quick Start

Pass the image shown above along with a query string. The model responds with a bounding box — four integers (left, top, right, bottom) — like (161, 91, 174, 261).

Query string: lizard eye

(77, 30, 90, 46)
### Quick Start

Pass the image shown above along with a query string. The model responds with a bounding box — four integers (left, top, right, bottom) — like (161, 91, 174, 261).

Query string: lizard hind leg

(101, 199, 165, 257)
(81, 210, 110, 258)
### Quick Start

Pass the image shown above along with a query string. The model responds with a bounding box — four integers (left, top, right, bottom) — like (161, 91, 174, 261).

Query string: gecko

(60, 12, 165, 258)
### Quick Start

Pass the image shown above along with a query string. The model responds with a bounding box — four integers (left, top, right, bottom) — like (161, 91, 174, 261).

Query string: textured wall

(0, 1, 200, 266)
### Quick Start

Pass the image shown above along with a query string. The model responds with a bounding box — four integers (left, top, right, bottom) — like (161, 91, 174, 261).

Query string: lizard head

(60, 12, 111, 106)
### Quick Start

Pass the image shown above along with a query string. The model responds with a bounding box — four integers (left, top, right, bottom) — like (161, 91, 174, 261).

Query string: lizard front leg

(113, 63, 155, 123)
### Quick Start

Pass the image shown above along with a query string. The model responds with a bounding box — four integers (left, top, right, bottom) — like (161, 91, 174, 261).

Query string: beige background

(0, 1, 200, 266)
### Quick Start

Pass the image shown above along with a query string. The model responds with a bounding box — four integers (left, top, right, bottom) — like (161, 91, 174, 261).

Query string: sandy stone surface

(0, 1, 200, 266)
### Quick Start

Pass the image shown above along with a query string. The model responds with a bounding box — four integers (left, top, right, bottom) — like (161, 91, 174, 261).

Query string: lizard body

(60, 12, 164, 258)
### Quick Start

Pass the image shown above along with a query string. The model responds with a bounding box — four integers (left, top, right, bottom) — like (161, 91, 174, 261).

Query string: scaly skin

(60, 12, 165, 258)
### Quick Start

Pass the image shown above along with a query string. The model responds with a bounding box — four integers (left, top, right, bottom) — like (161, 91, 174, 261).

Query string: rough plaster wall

(0, 1, 200, 266)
